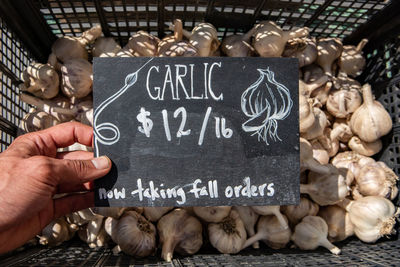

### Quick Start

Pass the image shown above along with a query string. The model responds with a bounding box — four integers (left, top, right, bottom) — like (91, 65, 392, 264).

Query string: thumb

(53, 156, 112, 185)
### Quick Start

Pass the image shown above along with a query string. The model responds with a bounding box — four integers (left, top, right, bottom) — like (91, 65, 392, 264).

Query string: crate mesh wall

(36, 0, 391, 44)
(0, 18, 32, 151)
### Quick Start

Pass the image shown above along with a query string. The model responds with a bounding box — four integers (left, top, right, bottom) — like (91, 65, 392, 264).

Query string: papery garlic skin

(301, 165, 351, 206)
(251, 206, 288, 229)
(221, 28, 256, 57)
(158, 209, 203, 262)
(38, 217, 75, 246)
(282, 197, 319, 226)
(291, 216, 341, 255)
(125, 31, 159, 57)
(252, 21, 308, 57)
(355, 163, 396, 199)
(106, 211, 156, 257)
(300, 107, 327, 140)
(338, 39, 368, 77)
(208, 210, 246, 254)
(233, 206, 260, 248)
(318, 205, 354, 242)
(61, 58, 93, 99)
(92, 37, 121, 57)
(300, 137, 331, 174)
(243, 215, 291, 250)
(316, 38, 343, 76)
(22, 63, 59, 99)
(350, 84, 392, 143)
(345, 196, 399, 243)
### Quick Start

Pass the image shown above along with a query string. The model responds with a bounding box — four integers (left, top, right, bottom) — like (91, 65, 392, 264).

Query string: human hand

(0, 122, 111, 254)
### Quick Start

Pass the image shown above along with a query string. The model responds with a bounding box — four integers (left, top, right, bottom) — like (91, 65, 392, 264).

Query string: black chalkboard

(93, 57, 299, 207)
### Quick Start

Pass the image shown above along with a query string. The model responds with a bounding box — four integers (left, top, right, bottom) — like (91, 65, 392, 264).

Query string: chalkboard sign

(93, 57, 299, 207)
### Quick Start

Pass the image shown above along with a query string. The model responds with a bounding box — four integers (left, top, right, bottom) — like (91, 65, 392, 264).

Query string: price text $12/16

(136, 106, 233, 145)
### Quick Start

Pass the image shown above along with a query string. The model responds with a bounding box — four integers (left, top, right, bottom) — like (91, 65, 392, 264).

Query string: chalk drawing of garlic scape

(241, 67, 293, 145)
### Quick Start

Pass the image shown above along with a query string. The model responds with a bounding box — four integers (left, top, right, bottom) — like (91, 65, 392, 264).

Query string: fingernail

(92, 156, 110, 169)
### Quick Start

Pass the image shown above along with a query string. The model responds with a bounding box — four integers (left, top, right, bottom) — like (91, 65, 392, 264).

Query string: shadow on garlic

(292, 215, 341, 255)
(243, 215, 291, 250)
(233, 206, 260, 249)
(157, 209, 203, 262)
(318, 205, 354, 242)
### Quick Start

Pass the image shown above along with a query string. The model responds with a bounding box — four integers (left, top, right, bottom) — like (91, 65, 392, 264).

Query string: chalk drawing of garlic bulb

(241, 68, 293, 145)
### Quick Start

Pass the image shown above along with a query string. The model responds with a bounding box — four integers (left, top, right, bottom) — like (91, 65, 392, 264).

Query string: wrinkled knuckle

(30, 156, 53, 178)
(71, 160, 88, 176)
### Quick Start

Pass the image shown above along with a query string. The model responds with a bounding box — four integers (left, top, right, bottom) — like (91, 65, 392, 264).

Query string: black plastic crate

(0, 0, 399, 265)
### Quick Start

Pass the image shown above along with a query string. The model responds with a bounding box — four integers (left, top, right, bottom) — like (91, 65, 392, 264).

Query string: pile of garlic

(17, 21, 399, 260)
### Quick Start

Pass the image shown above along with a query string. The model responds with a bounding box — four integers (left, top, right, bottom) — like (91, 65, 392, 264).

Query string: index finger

(38, 121, 94, 149)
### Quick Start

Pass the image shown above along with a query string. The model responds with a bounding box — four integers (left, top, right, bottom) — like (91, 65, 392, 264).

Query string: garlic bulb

(20, 93, 74, 123)
(252, 21, 309, 57)
(208, 210, 246, 254)
(310, 81, 332, 106)
(193, 206, 231, 223)
(338, 39, 368, 77)
(92, 37, 121, 57)
(333, 118, 353, 143)
(355, 162, 397, 199)
(291, 216, 341, 255)
(65, 212, 89, 231)
(299, 76, 329, 97)
(221, 28, 256, 57)
(282, 197, 319, 226)
(143, 207, 173, 222)
(233, 206, 260, 248)
(326, 88, 362, 118)
(318, 205, 354, 242)
(38, 217, 75, 246)
(243, 215, 291, 249)
(283, 37, 317, 67)
(316, 38, 343, 76)
(331, 151, 375, 179)
(20, 93, 93, 126)
(300, 137, 331, 174)
(125, 31, 159, 56)
(180, 23, 219, 57)
(251, 206, 288, 229)
(19, 110, 60, 133)
(301, 165, 350, 206)
(49, 24, 101, 63)
(378, 162, 399, 200)
(333, 73, 362, 91)
(300, 107, 327, 140)
(348, 136, 382, 156)
(158, 209, 203, 262)
(311, 139, 330, 164)
(78, 218, 109, 248)
(343, 196, 399, 243)
(350, 83, 392, 143)
(159, 20, 199, 57)
(61, 58, 93, 99)
(303, 64, 324, 83)
(21, 63, 59, 99)
(105, 211, 156, 257)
